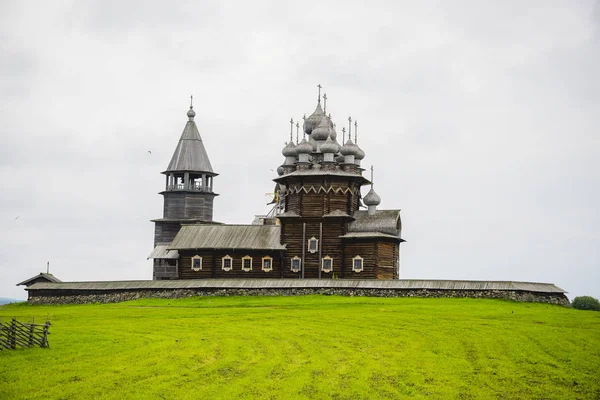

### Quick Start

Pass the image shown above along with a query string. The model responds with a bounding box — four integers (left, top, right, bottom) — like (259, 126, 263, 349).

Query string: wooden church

(149, 88, 405, 280)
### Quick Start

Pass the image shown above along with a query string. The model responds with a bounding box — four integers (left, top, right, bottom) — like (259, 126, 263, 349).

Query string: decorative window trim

(308, 236, 319, 253)
(222, 255, 233, 271)
(242, 256, 253, 272)
(262, 256, 273, 272)
(321, 256, 333, 273)
(291, 256, 301, 273)
(191, 255, 202, 271)
(352, 255, 364, 273)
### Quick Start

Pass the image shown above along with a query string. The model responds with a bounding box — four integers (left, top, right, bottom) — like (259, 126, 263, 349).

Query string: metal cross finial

(323, 93, 327, 113)
(354, 120, 358, 143)
(296, 122, 300, 144)
(289, 118, 294, 142)
(370, 165, 374, 188)
(190, 95, 193, 108)
(348, 116, 352, 139)
(342, 127, 346, 143)
(317, 84, 322, 103)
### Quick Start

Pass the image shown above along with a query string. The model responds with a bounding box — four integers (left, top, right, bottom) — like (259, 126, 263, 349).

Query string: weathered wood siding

(154, 222, 182, 245)
(178, 250, 283, 279)
(162, 192, 215, 221)
(280, 220, 347, 279)
(343, 241, 378, 279)
(375, 241, 400, 279)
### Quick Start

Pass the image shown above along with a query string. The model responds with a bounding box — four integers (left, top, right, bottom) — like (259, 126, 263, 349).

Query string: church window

(262, 256, 273, 272)
(308, 237, 319, 253)
(291, 256, 301, 272)
(222, 255, 233, 271)
(321, 256, 333, 273)
(352, 256, 363, 273)
(242, 256, 252, 271)
(191, 255, 202, 271)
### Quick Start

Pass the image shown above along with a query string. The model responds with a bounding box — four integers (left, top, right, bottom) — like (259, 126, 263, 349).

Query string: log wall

(178, 250, 283, 279)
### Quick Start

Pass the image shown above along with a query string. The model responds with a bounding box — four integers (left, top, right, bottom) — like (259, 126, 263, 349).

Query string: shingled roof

(348, 209, 402, 237)
(169, 225, 286, 250)
(164, 109, 214, 174)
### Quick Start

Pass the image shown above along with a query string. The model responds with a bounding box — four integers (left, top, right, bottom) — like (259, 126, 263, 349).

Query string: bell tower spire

(152, 97, 219, 280)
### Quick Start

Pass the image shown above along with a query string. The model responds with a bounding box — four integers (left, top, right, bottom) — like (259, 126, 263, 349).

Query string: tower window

(321, 256, 333, 273)
(222, 255, 233, 271)
(291, 256, 301, 272)
(352, 256, 363, 273)
(242, 256, 252, 272)
(262, 256, 273, 272)
(308, 237, 319, 253)
(191, 255, 202, 271)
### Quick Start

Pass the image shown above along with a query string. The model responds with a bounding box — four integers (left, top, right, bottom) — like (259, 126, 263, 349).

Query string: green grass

(1, 296, 599, 399)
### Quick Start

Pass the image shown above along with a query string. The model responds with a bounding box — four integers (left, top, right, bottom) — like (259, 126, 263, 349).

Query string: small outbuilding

(16, 273, 62, 288)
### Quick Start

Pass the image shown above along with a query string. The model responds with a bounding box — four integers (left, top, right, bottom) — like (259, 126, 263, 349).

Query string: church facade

(149, 89, 404, 280)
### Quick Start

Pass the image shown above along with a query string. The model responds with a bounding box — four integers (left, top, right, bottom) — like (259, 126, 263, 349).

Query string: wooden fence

(0, 318, 51, 350)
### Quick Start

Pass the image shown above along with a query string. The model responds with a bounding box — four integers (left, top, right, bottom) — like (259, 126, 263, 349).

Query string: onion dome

(296, 138, 313, 154)
(363, 188, 381, 206)
(309, 136, 318, 151)
(303, 102, 324, 134)
(311, 117, 330, 141)
(340, 138, 359, 156)
(354, 144, 365, 161)
(187, 106, 196, 120)
(320, 135, 340, 154)
(335, 153, 344, 163)
(282, 141, 297, 157)
(277, 165, 285, 176)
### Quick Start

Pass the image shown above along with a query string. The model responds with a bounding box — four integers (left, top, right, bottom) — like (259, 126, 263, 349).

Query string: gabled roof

(147, 244, 179, 260)
(25, 279, 567, 294)
(16, 273, 62, 287)
(164, 118, 214, 174)
(169, 225, 286, 250)
(348, 210, 402, 237)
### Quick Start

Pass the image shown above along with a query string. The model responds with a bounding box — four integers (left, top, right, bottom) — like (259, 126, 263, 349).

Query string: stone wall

(28, 288, 570, 306)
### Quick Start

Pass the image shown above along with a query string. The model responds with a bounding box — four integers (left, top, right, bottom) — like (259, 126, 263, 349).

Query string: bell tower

(151, 97, 219, 279)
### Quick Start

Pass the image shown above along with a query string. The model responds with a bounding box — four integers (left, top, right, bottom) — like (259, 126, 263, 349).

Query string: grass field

(1, 296, 599, 399)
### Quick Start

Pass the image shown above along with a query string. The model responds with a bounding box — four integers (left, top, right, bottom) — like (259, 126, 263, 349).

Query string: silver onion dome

(354, 144, 365, 161)
(282, 141, 297, 157)
(340, 138, 359, 156)
(277, 165, 285, 176)
(296, 138, 313, 154)
(320, 135, 340, 154)
(187, 106, 196, 119)
(303, 103, 324, 134)
(311, 117, 330, 141)
(363, 188, 381, 206)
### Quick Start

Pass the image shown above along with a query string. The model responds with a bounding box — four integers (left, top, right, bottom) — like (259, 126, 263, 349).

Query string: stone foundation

(28, 288, 570, 306)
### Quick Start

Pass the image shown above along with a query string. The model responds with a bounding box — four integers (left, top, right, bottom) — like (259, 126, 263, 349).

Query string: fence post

(41, 321, 50, 348)
(10, 318, 16, 350)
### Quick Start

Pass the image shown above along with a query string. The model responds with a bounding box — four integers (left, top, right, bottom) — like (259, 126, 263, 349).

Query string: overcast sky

(1, 0, 598, 301)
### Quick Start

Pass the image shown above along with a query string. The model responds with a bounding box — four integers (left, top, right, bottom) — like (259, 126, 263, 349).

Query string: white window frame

(262, 256, 273, 272)
(352, 255, 363, 273)
(321, 256, 333, 273)
(222, 255, 233, 271)
(191, 255, 202, 271)
(242, 256, 253, 272)
(308, 236, 319, 253)
(291, 256, 301, 273)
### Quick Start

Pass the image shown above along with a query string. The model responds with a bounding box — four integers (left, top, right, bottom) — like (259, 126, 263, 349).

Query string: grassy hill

(1, 296, 599, 399)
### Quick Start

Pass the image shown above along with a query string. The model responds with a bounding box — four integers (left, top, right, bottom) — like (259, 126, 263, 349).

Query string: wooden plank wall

(163, 192, 214, 221)
(279, 220, 346, 279)
(179, 250, 283, 279)
(154, 222, 182, 245)
(343, 241, 378, 279)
